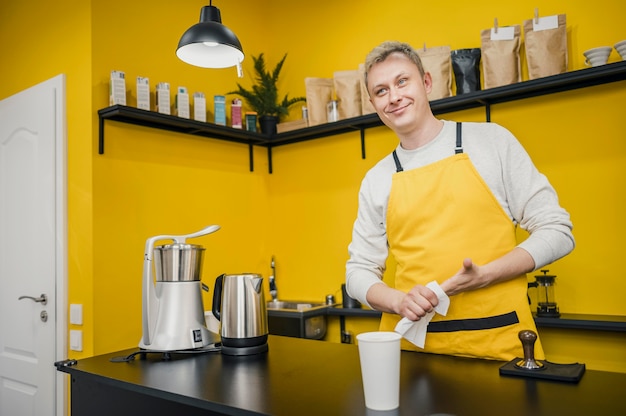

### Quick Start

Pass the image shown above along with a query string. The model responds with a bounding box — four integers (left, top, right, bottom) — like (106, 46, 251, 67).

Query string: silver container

(153, 243, 205, 282)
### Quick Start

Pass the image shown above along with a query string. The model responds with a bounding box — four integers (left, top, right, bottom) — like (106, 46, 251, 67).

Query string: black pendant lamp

(176, 1, 244, 69)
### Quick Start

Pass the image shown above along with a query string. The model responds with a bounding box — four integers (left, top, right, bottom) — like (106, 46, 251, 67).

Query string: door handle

(18, 294, 48, 305)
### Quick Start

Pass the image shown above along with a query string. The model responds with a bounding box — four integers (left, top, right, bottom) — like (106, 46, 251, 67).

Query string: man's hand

(440, 248, 536, 296)
(440, 258, 487, 296)
(397, 284, 440, 321)
(366, 283, 439, 321)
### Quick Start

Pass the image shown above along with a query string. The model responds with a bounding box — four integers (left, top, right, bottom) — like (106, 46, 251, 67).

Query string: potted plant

(228, 53, 306, 136)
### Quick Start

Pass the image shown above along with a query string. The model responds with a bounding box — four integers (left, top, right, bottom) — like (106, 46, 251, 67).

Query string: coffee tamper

(515, 330, 544, 370)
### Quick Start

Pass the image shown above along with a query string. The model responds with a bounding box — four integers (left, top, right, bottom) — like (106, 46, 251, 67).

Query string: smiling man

(345, 41, 575, 361)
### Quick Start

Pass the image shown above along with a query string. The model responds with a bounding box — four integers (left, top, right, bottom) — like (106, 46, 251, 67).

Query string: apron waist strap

(427, 311, 519, 333)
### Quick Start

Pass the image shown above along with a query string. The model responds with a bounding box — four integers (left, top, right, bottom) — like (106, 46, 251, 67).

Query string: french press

(528, 269, 560, 318)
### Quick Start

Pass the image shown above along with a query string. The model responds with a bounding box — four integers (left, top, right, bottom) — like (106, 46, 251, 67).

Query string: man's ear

(423, 72, 433, 94)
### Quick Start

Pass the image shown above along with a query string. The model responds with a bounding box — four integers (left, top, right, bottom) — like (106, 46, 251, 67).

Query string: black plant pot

(259, 115, 279, 136)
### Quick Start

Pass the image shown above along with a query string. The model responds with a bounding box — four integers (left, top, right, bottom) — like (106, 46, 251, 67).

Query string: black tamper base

(500, 359, 586, 382)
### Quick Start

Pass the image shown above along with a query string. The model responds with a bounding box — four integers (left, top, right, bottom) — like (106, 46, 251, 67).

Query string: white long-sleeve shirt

(345, 120, 575, 307)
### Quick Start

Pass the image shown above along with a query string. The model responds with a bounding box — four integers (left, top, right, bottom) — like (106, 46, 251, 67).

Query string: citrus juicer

(139, 225, 221, 351)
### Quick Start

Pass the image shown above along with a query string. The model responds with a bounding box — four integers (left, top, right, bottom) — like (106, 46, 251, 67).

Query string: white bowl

(585, 51, 611, 59)
(583, 46, 612, 57)
(586, 58, 608, 67)
(585, 48, 611, 54)
(583, 46, 612, 66)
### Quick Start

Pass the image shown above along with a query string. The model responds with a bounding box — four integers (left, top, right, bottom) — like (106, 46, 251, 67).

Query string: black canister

(451, 48, 482, 95)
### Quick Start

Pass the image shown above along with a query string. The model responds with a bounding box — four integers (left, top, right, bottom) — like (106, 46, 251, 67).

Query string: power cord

(110, 343, 222, 362)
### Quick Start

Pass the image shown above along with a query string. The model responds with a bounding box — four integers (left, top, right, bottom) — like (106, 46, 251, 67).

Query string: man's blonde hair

(364, 41, 425, 94)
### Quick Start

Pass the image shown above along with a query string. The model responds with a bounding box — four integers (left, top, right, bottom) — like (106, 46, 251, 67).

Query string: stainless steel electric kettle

(212, 273, 269, 356)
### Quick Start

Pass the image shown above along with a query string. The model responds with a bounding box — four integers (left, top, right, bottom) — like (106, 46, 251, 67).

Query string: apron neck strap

(392, 122, 464, 173)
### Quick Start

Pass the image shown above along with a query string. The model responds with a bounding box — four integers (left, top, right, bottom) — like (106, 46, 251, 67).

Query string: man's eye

(398, 78, 407, 86)
(375, 88, 388, 96)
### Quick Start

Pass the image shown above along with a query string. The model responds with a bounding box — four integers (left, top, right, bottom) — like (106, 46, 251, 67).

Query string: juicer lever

(144, 224, 221, 261)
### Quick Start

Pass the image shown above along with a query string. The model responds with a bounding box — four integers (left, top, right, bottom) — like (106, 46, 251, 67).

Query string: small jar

(302, 106, 308, 122)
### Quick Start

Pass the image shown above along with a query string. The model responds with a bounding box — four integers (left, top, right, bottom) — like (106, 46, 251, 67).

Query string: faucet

(269, 256, 278, 301)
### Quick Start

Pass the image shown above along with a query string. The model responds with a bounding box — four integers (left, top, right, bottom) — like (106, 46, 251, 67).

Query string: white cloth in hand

(394, 281, 450, 348)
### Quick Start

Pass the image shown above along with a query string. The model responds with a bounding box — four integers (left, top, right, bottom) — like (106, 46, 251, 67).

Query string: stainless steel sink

(266, 300, 329, 339)
(266, 300, 328, 312)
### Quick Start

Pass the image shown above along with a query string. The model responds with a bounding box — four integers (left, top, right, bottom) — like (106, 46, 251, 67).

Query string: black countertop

(57, 335, 626, 416)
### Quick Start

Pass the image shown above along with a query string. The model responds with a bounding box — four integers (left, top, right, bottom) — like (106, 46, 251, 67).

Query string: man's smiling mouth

(387, 103, 410, 115)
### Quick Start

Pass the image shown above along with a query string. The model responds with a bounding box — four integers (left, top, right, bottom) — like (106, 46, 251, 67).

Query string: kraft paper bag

(416, 45, 453, 100)
(304, 77, 333, 126)
(524, 14, 568, 79)
(358, 63, 377, 115)
(333, 70, 362, 120)
(481, 24, 522, 89)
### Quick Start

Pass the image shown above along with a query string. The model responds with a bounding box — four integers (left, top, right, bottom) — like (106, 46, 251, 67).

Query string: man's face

(367, 53, 432, 135)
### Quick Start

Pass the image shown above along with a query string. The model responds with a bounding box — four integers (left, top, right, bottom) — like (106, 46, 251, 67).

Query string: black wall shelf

(533, 313, 626, 332)
(98, 61, 626, 171)
(98, 105, 264, 154)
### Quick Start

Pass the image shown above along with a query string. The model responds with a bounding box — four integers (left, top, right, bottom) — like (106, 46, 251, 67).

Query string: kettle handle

(212, 274, 225, 321)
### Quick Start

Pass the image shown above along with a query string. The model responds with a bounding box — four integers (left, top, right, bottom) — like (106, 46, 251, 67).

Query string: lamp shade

(176, 5, 244, 69)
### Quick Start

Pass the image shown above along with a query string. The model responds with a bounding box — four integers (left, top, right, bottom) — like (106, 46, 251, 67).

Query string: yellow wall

(0, 0, 97, 354)
(1, 0, 624, 372)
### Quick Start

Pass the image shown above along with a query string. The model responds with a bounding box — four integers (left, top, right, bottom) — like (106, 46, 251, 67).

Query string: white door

(0, 75, 67, 416)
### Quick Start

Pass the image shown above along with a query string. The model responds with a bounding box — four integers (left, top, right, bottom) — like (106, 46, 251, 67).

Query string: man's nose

(389, 87, 402, 103)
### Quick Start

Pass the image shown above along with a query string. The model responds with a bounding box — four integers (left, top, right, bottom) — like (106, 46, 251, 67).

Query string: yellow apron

(381, 123, 544, 361)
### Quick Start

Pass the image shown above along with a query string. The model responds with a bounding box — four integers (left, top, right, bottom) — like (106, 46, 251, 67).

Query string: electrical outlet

(70, 330, 83, 352)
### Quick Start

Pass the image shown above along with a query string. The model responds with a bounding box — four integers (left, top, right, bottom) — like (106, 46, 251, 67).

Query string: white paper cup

(357, 331, 402, 410)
